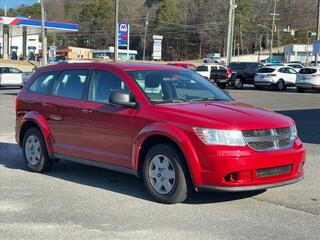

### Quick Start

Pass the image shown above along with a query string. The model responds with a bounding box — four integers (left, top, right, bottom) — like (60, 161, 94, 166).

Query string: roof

(36, 62, 191, 72)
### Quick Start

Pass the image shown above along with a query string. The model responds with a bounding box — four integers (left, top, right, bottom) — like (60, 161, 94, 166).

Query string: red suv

(16, 63, 305, 204)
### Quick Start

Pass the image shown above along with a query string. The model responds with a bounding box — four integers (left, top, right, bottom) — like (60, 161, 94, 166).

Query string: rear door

(50, 69, 91, 158)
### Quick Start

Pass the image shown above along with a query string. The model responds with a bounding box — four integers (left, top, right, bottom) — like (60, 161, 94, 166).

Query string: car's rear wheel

(22, 127, 53, 172)
(297, 87, 305, 93)
(234, 77, 243, 89)
(143, 143, 192, 204)
(276, 80, 285, 91)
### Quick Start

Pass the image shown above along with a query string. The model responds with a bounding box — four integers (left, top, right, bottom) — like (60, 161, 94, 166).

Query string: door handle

(82, 108, 93, 114)
(41, 102, 54, 108)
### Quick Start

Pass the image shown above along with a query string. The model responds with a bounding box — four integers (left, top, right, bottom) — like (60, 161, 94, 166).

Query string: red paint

(16, 62, 305, 190)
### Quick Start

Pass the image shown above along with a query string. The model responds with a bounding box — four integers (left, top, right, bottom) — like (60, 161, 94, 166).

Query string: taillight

(15, 97, 19, 113)
(267, 74, 277, 77)
(311, 74, 320, 77)
(226, 68, 232, 78)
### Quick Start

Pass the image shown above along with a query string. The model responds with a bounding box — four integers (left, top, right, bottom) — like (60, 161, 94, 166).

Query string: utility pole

(143, 12, 149, 61)
(316, 0, 320, 65)
(226, 0, 236, 66)
(270, 0, 278, 58)
(40, 0, 47, 66)
(114, 0, 119, 62)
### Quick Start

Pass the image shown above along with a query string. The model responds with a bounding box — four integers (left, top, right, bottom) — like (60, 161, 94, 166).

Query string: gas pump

(10, 46, 18, 60)
(48, 46, 57, 63)
(28, 46, 36, 61)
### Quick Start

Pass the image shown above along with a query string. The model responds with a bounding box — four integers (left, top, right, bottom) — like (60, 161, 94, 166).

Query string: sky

(0, 0, 37, 8)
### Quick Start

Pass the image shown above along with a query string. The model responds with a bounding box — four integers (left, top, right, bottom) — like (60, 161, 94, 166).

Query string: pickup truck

(0, 67, 33, 88)
(196, 64, 231, 88)
(228, 62, 264, 89)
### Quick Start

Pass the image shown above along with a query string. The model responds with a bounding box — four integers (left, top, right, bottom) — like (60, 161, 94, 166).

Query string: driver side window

(88, 70, 129, 103)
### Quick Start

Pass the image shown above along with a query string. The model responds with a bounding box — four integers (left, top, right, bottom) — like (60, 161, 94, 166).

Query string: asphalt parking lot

(0, 87, 319, 240)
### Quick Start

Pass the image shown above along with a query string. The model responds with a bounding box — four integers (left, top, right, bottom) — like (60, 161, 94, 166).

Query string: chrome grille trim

(242, 127, 294, 151)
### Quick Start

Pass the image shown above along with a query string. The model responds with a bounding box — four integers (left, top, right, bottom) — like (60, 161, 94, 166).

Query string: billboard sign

(152, 35, 163, 60)
(118, 22, 129, 47)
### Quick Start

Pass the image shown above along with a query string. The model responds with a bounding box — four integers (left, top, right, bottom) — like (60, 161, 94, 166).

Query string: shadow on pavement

(276, 109, 320, 144)
(0, 141, 263, 204)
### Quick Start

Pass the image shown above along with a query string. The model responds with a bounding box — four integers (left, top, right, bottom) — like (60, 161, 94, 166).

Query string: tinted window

(1, 68, 10, 73)
(257, 68, 276, 73)
(288, 64, 302, 69)
(196, 65, 208, 71)
(29, 72, 58, 94)
(9, 68, 22, 73)
(287, 68, 297, 74)
(53, 70, 89, 99)
(127, 70, 231, 104)
(229, 62, 247, 69)
(89, 70, 129, 103)
(298, 68, 317, 74)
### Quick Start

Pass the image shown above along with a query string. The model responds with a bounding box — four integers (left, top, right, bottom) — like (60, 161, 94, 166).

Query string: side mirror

(109, 90, 136, 107)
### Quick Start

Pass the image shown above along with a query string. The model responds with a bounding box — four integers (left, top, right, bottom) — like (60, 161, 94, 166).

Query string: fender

(133, 122, 203, 186)
(20, 111, 54, 153)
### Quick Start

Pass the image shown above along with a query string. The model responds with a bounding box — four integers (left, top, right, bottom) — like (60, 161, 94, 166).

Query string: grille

(256, 165, 292, 178)
(242, 127, 294, 151)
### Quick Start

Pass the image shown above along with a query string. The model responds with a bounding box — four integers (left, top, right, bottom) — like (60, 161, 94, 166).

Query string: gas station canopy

(0, 16, 79, 60)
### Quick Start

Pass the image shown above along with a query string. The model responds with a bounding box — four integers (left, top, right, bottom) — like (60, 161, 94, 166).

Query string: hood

(155, 101, 294, 130)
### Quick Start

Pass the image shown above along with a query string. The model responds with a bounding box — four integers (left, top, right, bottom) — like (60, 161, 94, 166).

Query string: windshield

(127, 70, 231, 104)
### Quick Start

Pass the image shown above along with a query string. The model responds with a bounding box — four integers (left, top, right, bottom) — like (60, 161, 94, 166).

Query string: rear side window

(88, 70, 129, 103)
(288, 64, 302, 69)
(196, 66, 208, 71)
(29, 72, 58, 94)
(53, 70, 89, 100)
(257, 68, 275, 73)
(299, 68, 317, 74)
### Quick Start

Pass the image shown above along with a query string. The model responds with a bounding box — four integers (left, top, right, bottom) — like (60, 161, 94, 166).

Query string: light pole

(143, 12, 149, 61)
(40, 0, 47, 66)
(316, 0, 320, 65)
(258, 24, 273, 57)
(114, 0, 119, 62)
(270, 0, 279, 58)
(226, 0, 236, 66)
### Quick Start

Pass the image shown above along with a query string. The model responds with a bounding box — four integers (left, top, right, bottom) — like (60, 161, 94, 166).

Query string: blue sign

(313, 40, 320, 54)
(118, 22, 129, 47)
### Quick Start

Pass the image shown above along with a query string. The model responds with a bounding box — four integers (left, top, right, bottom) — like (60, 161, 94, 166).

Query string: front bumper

(192, 139, 305, 191)
(197, 176, 304, 192)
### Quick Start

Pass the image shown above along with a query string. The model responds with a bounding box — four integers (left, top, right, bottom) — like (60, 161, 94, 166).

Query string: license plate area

(256, 165, 292, 178)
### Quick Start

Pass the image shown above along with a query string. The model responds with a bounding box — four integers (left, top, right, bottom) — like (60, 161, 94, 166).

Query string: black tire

(234, 77, 243, 89)
(142, 143, 192, 204)
(297, 87, 305, 93)
(22, 127, 53, 173)
(276, 80, 285, 91)
(204, 60, 208, 63)
(218, 83, 226, 89)
(254, 84, 264, 90)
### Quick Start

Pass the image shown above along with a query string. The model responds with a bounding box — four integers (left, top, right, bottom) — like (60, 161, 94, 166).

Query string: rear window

(229, 62, 246, 69)
(257, 68, 276, 73)
(298, 68, 317, 74)
(196, 65, 208, 71)
(29, 72, 58, 94)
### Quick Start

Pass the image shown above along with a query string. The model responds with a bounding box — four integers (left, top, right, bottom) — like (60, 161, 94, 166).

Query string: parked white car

(254, 66, 297, 91)
(296, 67, 320, 93)
(203, 55, 222, 64)
(0, 67, 33, 87)
(284, 63, 304, 72)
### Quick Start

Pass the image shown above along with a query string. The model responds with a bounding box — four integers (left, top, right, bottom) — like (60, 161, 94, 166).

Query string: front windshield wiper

(189, 97, 225, 102)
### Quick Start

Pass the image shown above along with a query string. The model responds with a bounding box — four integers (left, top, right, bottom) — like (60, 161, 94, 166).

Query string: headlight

(290, 125, 298, 140)
(193, 127, 246, 146)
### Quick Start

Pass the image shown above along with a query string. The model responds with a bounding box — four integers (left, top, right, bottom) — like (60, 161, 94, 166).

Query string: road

(0, 87, 319, 240)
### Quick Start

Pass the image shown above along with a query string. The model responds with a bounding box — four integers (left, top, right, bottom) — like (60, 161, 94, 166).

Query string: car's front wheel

(143, 143, 192, 204)
(22, 127, 53, 172)
(234, 77, 243, 89)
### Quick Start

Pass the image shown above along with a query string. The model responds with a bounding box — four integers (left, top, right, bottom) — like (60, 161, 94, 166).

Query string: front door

(81, 69, 135, 168)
